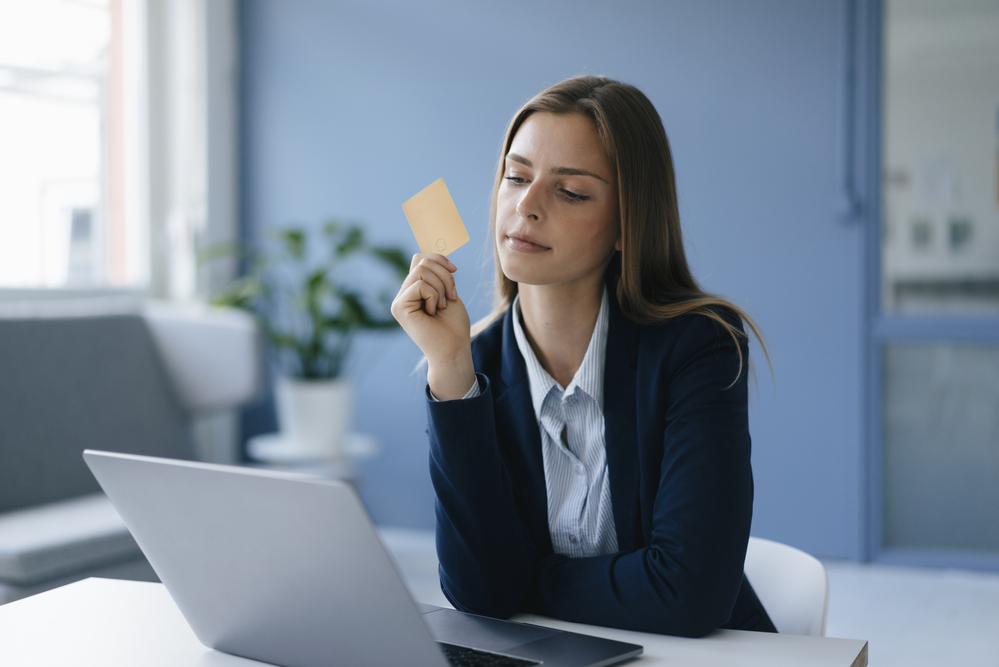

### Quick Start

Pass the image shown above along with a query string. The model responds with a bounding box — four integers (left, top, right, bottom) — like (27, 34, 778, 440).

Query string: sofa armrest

(142, 302, 264, 414)
(0, 494, 142, 586)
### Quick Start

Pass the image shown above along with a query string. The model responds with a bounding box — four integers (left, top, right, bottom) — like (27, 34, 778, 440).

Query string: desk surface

(0, 577, 867, 667)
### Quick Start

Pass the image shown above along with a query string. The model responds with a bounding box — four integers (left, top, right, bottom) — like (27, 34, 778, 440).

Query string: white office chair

(744, 536, 829, 636)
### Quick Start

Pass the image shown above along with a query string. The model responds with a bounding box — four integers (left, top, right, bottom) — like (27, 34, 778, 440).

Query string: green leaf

(196, 240, 237, 266)
(338, 289, 367, 325)
(269, 331, 304, 352)
(211, 276, 264, 310)
(335, 226, 365, 256)
(369, 245, 410, 278)
(365, 316, 399, 330)
(321, 219, 341, 238)
(322, 316, 348, 332)
(278, 227, 306, 259)
(306, 268, 327, 295)
(305, 269, 328, 322)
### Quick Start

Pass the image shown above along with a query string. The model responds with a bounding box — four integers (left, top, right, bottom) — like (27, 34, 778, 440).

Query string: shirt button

(569, 535, 578, 544)
(575, 464, 584, 475)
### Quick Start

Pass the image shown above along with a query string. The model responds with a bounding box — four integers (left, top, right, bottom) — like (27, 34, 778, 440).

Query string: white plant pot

(274, 376, 352, 458)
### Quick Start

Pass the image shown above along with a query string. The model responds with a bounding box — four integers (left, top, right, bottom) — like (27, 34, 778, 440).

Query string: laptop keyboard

(438, 642, 541, 666)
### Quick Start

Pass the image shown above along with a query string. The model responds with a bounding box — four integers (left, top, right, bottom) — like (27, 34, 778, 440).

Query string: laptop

(82, 449, 642, 667)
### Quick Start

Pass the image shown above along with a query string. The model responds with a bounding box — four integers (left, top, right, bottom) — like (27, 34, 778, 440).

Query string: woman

(391, 75, 776, 637)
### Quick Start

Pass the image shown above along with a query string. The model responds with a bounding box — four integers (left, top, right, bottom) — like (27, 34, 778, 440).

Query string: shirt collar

(511, 285, 609, 419)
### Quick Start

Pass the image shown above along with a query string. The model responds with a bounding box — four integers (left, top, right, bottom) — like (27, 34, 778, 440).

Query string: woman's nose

(515, 181, 543, 221)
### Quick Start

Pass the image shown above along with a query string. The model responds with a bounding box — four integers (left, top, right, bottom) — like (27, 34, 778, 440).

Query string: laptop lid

(82, 449, 449, 667)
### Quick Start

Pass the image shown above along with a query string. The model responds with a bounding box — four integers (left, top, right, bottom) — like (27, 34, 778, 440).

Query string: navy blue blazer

(425, 264, 776, 637)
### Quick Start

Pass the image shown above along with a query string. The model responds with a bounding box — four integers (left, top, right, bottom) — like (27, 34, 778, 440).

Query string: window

(0, 0, 148, 289)
(881, 0, 999, 314)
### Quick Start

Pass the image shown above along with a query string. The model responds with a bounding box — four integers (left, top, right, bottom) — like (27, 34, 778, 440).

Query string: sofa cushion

(0, 494, 141, 585)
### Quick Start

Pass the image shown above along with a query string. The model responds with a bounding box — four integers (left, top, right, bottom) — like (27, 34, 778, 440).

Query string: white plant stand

(245, 432, 378, 484)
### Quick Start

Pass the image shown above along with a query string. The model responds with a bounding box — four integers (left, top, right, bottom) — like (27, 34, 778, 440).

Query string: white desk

(0, 577, 866, 666)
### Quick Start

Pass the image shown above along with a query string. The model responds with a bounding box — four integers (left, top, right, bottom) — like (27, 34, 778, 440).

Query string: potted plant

(199, 220, 409, 458)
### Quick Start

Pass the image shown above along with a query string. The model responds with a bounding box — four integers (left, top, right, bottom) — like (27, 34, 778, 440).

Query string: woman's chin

(498, 255, 546, 285)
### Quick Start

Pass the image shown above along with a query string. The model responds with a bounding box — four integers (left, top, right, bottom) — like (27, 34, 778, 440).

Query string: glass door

(873, 0, 999, 568)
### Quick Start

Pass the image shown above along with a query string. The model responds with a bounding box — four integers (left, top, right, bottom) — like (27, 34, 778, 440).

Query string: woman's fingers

(410, 251, 457, 274)
(409, 253, 457, 294)
(423, 268, 450, 311)
(416, 280, 438, 316)
(421, 258, 457, 301)
(400, 266, 448, 310)
(402, 254, 458, 309)
(397, 252, 459, 318)
(397, 278, 440, 317)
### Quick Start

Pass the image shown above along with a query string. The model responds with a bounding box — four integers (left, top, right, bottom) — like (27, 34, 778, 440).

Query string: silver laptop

(82, 450, 642, 667)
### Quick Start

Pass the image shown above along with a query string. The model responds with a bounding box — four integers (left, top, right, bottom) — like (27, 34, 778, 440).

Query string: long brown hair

(472, 75, 771, 388)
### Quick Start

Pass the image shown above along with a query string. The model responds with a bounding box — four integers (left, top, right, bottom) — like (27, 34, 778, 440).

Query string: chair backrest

(744, 536, 828, 636)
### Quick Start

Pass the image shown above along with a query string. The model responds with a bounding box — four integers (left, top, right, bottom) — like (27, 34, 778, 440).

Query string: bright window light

(0, 0, 147, 289)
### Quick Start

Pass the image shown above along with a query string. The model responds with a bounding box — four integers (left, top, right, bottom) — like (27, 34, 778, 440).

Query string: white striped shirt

(430, 287, 618, 558)
(511, 286, 618, 558)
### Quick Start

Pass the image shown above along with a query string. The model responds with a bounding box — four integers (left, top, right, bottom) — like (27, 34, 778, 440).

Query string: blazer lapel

(493, 306, 553, 555)
(603, 276, 642, 552)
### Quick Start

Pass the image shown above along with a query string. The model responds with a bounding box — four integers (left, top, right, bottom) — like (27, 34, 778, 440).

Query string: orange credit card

(401, 178, 469, 256)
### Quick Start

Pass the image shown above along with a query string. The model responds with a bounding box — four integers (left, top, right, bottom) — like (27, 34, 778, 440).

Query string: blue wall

(239, 0, 868, 559)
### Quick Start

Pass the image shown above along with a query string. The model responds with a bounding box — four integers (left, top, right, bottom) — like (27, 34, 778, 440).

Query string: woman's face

(495, 111, 619, 288)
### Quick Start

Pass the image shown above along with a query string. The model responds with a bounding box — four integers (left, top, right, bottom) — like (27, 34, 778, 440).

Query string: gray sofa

(0, 298, 263, 604)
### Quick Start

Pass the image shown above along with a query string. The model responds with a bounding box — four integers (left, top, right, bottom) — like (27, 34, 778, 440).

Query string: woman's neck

(517, 274, 604, 388)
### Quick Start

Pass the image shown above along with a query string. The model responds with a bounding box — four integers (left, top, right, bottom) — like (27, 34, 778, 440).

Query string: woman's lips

(505, 235, 550, 253)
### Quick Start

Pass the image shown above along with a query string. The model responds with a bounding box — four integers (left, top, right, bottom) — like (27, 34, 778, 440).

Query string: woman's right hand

(390, 252, 471, 367)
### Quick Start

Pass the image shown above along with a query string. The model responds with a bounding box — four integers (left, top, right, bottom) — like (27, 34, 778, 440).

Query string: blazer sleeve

(426, 372, 538, 618)
(531, 312, 754, 638)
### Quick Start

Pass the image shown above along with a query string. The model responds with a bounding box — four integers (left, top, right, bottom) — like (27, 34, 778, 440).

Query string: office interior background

(1, 0, 997, 664)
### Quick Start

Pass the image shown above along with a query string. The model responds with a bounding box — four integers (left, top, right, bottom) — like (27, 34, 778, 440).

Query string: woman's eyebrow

(506, 153, 609, 184)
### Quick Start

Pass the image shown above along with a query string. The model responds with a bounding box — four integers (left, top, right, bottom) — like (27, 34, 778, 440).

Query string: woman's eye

(503, 176, 589, 202)
(560, 188, 590, 202)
